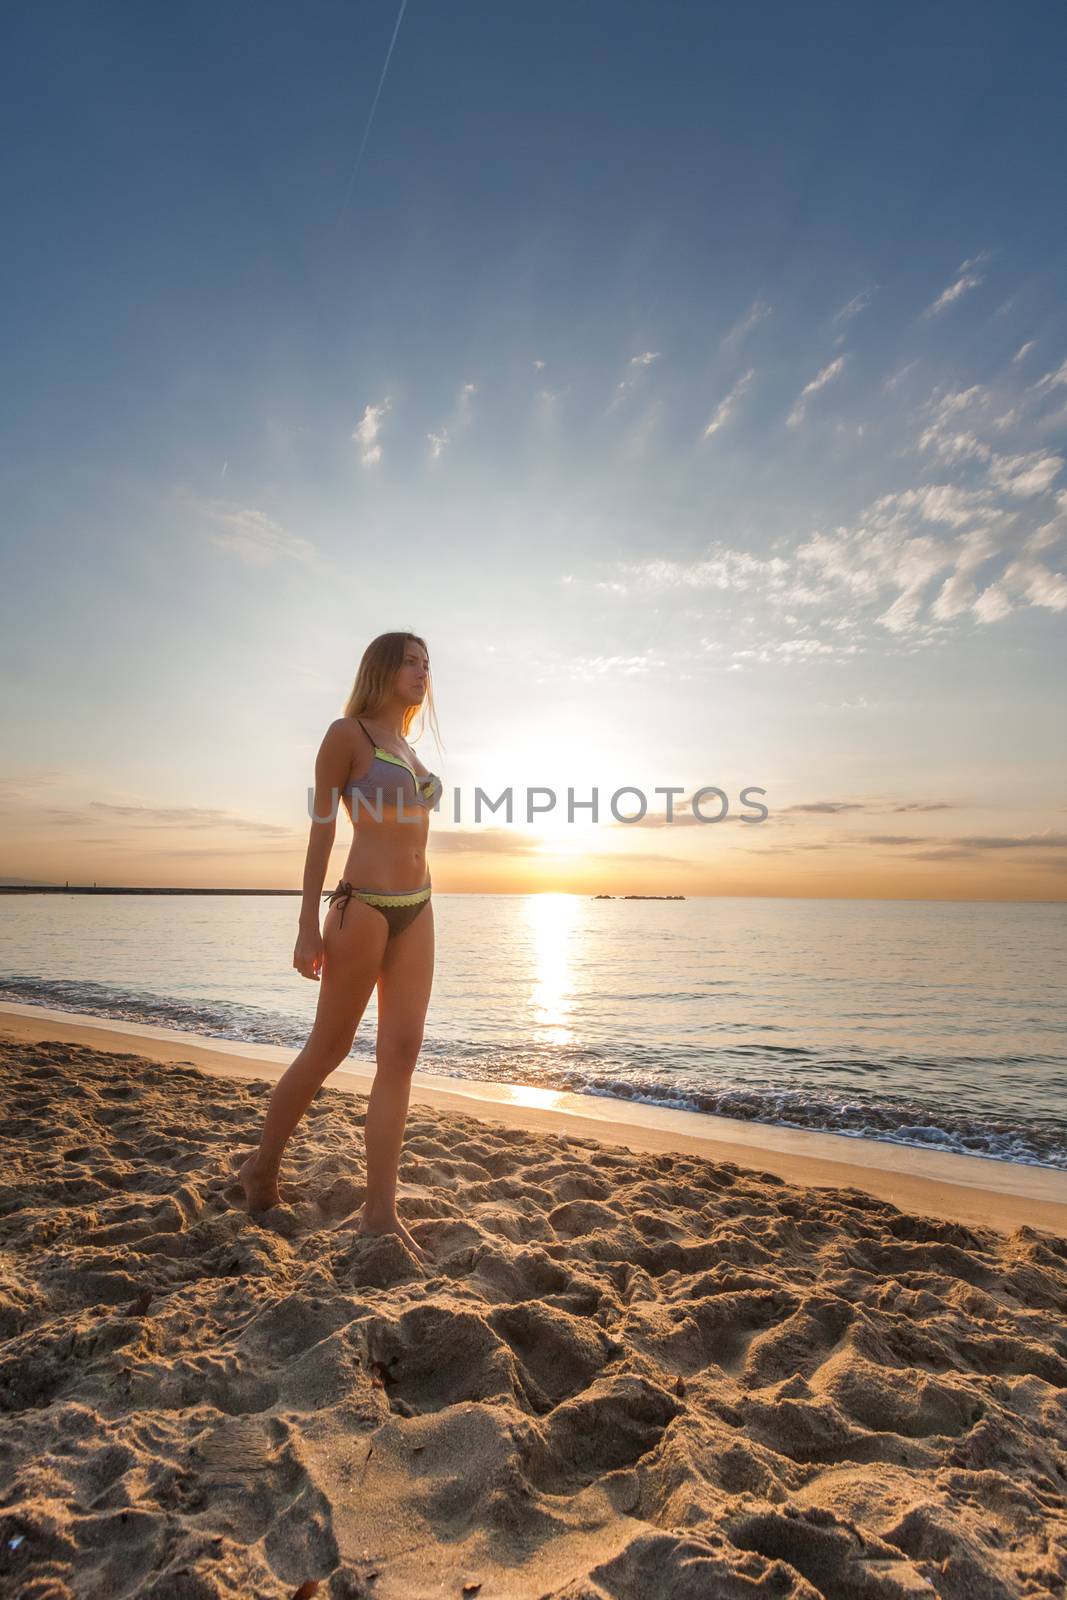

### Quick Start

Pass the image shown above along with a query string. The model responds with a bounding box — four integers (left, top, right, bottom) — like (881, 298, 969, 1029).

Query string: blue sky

(2, 1, 1065, 898)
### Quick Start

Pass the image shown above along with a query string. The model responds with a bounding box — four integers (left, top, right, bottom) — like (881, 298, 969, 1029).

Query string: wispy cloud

(780, 799, 961, 816)
(427, 380, 478, 460)
(883, 360, 919, 393)
(743, 825, 1067, 864)
(528, 647, 669, 682)
(353, 398, 391, 465)
(786, 355, 847, 428)
(199, 501, 316, 566)
(608, 794, 971, 829)
(867, 830, 1067, 859)
(0, 770, 70, 813)
(987, 451, 1064, 497)
(723, 299, 772, 345)
(970, 552, 1067, 620)
(43, 801, 297, 837)
(1033, 356, 1067, 394)
(921, 251, 989, 318)
(703, 368, 755, 438)
(426, 827, 543, 855)
(574, 441, 1066, 639)
(918, 386, 1065, 497)
(613, 549, 790, 594)
(833, 287, 876, 324)
(612, 350, 662, 405)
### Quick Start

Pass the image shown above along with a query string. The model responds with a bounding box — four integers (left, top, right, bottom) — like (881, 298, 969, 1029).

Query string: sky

(1, 0, 1065, 900)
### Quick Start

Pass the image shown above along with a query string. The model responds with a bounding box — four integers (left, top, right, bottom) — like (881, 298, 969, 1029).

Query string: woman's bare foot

(238, 1153, 281, 1212)
(355, 1202, 432, 1266)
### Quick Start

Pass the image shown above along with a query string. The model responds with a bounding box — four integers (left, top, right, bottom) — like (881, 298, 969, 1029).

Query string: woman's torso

(339, 716, 441, 891)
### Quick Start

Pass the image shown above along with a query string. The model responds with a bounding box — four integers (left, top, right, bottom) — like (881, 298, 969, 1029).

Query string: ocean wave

(2, 975, 1065, 1172)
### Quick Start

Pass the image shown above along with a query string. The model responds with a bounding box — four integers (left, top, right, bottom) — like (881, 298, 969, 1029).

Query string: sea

(1, 892, 1065, 1170)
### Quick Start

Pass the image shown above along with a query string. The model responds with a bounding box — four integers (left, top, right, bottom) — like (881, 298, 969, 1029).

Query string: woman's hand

(294, 926, 324, 981)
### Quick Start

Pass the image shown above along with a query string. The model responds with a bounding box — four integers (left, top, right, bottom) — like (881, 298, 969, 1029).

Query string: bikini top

(345, 719, 443, 813)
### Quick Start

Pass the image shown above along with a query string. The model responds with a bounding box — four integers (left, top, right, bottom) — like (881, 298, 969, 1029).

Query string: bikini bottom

(324, 879, 431, 940)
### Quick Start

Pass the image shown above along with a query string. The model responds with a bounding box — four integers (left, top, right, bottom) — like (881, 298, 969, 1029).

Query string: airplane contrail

(335, 0, 409, 231)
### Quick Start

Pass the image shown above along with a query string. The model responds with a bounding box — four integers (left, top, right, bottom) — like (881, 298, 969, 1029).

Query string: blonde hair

(342, 631, 443, 750)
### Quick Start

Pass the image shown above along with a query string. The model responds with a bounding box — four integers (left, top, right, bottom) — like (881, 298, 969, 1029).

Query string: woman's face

(396, 640, 429, 706)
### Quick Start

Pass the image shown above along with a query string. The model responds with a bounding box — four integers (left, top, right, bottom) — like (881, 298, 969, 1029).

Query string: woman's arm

(298, 720, 351, 930)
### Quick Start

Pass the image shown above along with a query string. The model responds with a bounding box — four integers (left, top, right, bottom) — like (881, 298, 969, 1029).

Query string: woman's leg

(239, 899, 389, 1209)
(357, 899, 435, 1261)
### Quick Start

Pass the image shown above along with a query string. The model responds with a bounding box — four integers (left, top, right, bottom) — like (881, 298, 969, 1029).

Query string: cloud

(723, 300, 772, 345)
(986, 451, 1064, 497)
(787, 355, 846, 428)
(612, 350, 662, 405)
(199, 502, 316, 566)
(39, 800, 297, 838)
(794, 493, 1015, 634)
(426, 381, 477, 461)
(883, 360, 919, 393)
(615, 548, 790, 595)
(972, 555, 1067, 619)
(90, 802, 295, 836)
(732, 638, 842, 660)
(853, 830, 1067, 863)
(1021, 492, 1067, 557)
(426, 827, 543, 855)
(1033, 356, 1067, 394)
(782, 801, 870, 815)
(951, 831, 1067, 850)
(610, 803, 762, 830)
(531, 647, 669, 681)
(353, 398, 391, 465)
(565, 320, 1067, 644)
(1013, 341, 1036, 364)
(703, 368, 755, 438)
(921, 251, 989, 318)
(833, 287, 876, 324)
(918, 387, 1064, 496)
(779, 799, 962, 816)
(0, 769, 69, 807)
(581, 458, 1064, 638)
(743, 825, 1067, 863)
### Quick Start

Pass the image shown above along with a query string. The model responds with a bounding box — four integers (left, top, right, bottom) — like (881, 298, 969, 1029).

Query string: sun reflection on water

(525, 892, 578, 1045)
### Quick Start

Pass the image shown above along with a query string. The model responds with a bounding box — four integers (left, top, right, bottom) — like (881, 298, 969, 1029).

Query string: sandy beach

(2, 1008, 1066, 1598)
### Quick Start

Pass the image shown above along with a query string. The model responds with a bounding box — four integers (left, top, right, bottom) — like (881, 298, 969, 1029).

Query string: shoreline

(3, 999, 1066, 1237)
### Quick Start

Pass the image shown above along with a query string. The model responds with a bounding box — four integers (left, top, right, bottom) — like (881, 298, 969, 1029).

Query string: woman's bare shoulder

(322, 717, 354, 746)
(325, 716, 372, 751)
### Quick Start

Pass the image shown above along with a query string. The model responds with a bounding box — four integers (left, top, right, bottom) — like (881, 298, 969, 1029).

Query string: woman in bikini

(238, 631, 442, 1265)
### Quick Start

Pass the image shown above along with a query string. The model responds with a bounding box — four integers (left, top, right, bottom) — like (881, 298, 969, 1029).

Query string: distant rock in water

(592, 894, 685, 900)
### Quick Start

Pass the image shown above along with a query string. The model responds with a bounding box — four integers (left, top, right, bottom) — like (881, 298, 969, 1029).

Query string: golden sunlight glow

(499, 1083, 573, 1111)
(525, 891, 579, 1045)
(530, 815, 607, 857)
